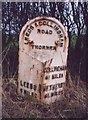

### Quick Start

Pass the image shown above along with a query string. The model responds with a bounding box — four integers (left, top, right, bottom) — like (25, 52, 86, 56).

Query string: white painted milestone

(18, 17, 69, 104)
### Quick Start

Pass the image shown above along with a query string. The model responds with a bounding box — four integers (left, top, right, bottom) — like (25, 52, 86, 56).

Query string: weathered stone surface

(18, 17, 69, 104)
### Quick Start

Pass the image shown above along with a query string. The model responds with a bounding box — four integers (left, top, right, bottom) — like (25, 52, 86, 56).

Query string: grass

(2, 71, 88, 119)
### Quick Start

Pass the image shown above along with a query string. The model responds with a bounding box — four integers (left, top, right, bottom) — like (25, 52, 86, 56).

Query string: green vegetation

(71, 34, 77, 48)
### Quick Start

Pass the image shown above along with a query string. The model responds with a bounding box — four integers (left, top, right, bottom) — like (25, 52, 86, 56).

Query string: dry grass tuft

(2, 72, 88, 119)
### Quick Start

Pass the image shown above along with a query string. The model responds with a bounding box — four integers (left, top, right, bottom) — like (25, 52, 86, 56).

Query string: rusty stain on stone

(30, 65, 34, 71)
(63, 36, 67, 52)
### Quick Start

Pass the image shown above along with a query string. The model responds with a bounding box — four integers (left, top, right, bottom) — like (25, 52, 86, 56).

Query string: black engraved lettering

(30, 84, 32, 89)
(35, 45, 39, 49)
(25, 32, 29, 37)
(34, 85, 37, 91)
(27, 83, 29, 88)
(31, 45, 34, 49)
(25, 37, 29, 41)
(49, 30, 52, 34)
(27, 28, 31, 34)
(20, 81, 23, 86)
(24, 90, 26, 94)
(43, 21, 47, 25)
(37, 29, 41, 33)
(57, 30, 61, 34)
(24, 82, 27, 87)
(51, 92, 54, 97)
(42, 30, 45, 34)
(20, 88, 22, 93)
(30, 26, 34, 30)
(39, 21, 42, 26)
(35, 22, 38, 27)
(60, 43, 63, 47)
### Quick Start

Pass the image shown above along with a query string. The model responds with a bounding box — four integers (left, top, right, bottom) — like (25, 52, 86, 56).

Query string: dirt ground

(2, 77, 88, 119)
